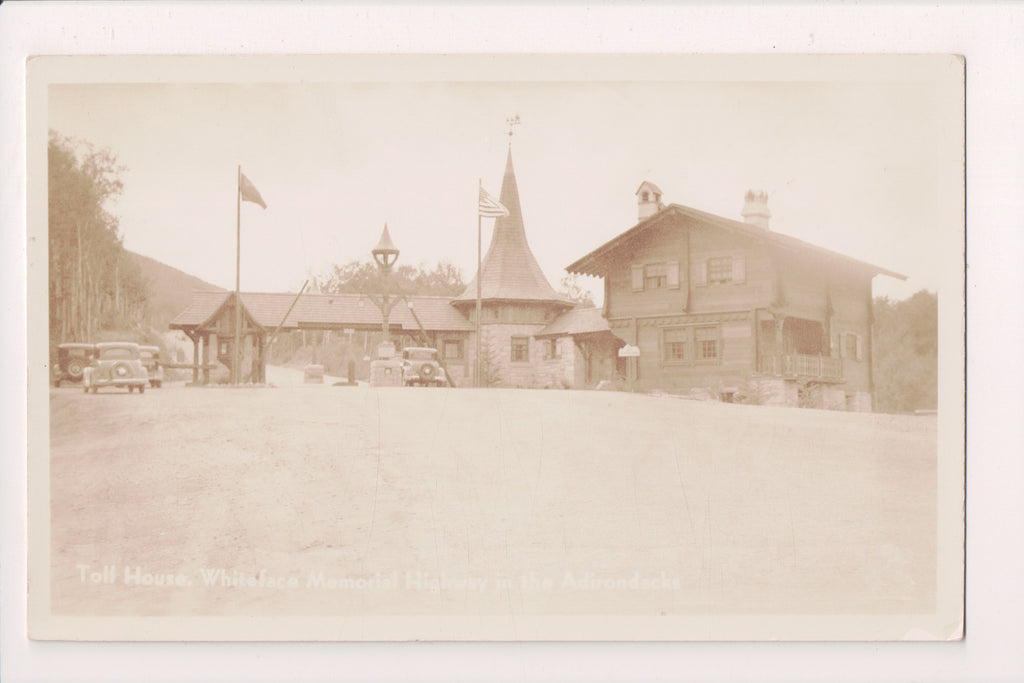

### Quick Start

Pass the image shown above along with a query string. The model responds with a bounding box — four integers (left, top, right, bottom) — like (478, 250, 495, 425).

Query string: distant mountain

(126, 251, 224, 330)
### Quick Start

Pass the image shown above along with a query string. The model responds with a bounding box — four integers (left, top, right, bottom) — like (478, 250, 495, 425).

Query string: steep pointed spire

(455, 147, 570, 305)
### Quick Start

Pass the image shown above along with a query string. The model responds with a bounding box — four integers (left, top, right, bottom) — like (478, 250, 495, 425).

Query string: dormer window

(641, 191, 650, 201)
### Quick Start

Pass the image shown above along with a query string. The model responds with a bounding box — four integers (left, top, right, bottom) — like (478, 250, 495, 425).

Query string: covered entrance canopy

(535, 306, 624, 387)
(169, 290, 474, 384)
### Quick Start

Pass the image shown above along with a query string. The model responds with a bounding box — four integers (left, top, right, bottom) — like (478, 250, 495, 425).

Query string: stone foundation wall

(535, 337, 577, 388)
(747, 378, 798, 407)
(822, 386, 847, 411)
(479, 323, 548, 388)
(848, 391, 873, 413)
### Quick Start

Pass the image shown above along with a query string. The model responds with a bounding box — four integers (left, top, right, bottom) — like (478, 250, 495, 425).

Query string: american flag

(478, 186, 509, 217)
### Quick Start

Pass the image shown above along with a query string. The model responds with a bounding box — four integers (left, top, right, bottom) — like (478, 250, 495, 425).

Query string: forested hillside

(126, 250, 224, 330)
(48, 131, 148, 351)
(872, 290, 938, 413)
(49, 131, 224, 360)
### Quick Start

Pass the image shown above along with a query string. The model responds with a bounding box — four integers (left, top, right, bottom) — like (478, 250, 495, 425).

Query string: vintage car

(83, 342, 149, 394)
(138, 345, 164, 388)
(54, 343, 96, 387)
(400, 347, 447, 387)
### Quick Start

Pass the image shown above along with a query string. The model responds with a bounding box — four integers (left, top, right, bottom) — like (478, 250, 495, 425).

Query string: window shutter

(666, 261, 680, 289)
(834, 333, 842, 358)
(631, 264, 644, 292)
(731, 255, 746, 283)
(855, 334, 863, 361)
(694, 261, 707, 287)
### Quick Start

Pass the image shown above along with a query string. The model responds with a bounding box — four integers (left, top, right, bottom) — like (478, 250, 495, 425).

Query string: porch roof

(536, 306, 613, 338)
(170, 291, 474, 333)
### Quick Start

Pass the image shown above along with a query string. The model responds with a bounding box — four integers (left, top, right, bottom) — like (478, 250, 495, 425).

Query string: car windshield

(405, 350, 435, 361)
(100, 348, 136, 360)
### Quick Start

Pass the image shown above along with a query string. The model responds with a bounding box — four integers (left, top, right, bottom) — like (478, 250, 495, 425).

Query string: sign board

(617, 344, 640, 358)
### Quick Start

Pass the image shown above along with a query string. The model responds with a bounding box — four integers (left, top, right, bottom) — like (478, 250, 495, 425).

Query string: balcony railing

(758, 354, 843, 381)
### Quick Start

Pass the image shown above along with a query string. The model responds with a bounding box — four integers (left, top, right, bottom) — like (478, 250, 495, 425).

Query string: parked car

(400, 347, 447, 387)
(83, 342, 149, 394)
(54, 343, 96, 387)
(139, 345, 164, 388)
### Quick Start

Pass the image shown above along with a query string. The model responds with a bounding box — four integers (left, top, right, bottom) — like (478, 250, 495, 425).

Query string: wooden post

(190, 333, 199, 384)
(475, 179, 483, 387)
(233, 165, 242, 385)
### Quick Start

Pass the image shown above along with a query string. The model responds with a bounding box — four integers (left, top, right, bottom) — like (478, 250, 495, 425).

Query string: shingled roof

(170, 291, 474, 333)
(536, 306, 614, 338)
(567, 203, 906, 280)
(454, 148, 573, 307)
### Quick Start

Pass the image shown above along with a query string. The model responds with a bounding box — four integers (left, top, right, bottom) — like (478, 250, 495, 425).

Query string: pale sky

(47, 60, 962, 303)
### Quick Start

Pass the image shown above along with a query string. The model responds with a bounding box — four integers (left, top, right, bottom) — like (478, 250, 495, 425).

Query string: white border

(2, 2, 1020, 682)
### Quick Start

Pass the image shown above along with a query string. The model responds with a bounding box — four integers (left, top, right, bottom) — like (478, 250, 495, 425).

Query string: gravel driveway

(46, 377, 938, 627)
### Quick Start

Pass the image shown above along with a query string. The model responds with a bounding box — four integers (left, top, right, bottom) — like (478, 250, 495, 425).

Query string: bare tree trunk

(114, 255, 120, 318)
(76, 221, 83, 341)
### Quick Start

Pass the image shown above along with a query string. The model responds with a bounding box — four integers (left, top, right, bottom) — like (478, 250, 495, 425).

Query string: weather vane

(506, 114, 521, 145)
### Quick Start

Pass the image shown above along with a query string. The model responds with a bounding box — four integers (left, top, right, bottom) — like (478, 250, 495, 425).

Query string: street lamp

(370, 224, 400, 345)
(371, 223, 400, 274)
(367, 224, 404, 387)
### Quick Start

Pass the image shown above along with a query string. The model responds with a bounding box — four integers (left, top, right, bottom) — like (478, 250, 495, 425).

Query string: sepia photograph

(25, 53, 964, 642)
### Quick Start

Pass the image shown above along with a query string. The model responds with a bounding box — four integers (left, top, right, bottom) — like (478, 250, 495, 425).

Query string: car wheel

(55, 378, 62, 388)
(83, 385, 89, 394)
(90, 386, 98, 394)
(67, 360, 84, 379)
(139, 384, 145, 394)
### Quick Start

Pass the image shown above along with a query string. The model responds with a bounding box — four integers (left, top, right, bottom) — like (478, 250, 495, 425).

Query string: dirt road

(47, 372, 937, 621)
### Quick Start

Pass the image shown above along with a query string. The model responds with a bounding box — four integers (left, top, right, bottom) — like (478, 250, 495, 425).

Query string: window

(542, 339, 560, 360)
(844, 333, 863, 361)
(632, 262, 680, 292)
(695, 326, 719, 360)
(696, 255, 745, 286)
(644, 263, 668, 289)
(663, 328, 687, 361)
(707, 257, 733, 285)
(443, 340, 463, 360)
(99, 347, 135, 360)
(511, 336, 530, 362)
(661, 325, 721, 363)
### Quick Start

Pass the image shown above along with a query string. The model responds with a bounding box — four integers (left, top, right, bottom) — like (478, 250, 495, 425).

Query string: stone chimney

(741, 190, 771, 230)
(636, 181, 664, 221)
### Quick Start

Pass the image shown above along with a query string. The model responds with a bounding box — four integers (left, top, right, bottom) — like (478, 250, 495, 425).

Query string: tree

(559, 272, 596, 307)
(312, 260, 466, 297)
(872, 290, 938, 413)
(49, 131, 147, 353)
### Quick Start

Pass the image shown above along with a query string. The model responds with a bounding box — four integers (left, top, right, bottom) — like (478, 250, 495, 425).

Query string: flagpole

(475, 178, 483, 388)
(233, 164, 242, 385)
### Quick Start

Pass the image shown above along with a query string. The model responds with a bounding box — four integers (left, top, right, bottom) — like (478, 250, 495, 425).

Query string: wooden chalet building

(565, 184, 906, 410)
